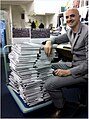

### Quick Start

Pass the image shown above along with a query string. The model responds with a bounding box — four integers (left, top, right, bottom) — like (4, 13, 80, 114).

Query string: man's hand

(54, 69, 71, 77)
(43, 41, 52, 57)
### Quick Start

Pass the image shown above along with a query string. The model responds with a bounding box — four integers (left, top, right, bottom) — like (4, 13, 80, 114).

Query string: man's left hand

(54, 69, 71, 77)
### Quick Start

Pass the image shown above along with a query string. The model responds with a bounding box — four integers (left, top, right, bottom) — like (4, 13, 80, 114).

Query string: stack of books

(36, 49, 57, 102)
(34, 49, 56, 101)
(8, 42, 56, 106)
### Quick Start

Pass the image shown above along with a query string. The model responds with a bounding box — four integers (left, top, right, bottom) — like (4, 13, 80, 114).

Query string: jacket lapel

(71, 24, 82, 53)
(71, 33, 80, 52)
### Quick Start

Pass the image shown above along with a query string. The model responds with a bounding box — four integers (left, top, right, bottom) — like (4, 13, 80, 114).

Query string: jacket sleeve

(51, 33, 69, 44)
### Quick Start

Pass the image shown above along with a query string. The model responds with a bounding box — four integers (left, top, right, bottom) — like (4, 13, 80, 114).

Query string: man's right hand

(43, 40, 52, 57)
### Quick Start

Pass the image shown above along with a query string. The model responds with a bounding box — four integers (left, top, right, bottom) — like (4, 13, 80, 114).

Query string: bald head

(66, 8, 80, 16)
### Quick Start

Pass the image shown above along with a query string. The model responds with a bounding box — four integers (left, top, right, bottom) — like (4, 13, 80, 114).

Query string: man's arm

(44, 40, 52, 57)
(44, 33, 69, 56)
(51, 33, 69, 44)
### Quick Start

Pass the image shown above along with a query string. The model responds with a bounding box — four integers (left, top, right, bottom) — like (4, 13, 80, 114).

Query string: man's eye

(66, 16, 69, 19)
(70, 14, 75, 17)
(66, 14, 75, 19)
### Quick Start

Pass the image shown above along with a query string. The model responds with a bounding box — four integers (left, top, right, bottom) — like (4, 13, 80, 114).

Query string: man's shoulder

(81, 23, 88, 31)
(81, 24, 88, 36)
(79, 23, 88, 38)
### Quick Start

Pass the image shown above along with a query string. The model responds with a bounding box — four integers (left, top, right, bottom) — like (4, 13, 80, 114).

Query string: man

(44, 8, 88, 117)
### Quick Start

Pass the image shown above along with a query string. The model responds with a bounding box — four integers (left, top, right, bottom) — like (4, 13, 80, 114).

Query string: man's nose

(68, 16, 72, 20)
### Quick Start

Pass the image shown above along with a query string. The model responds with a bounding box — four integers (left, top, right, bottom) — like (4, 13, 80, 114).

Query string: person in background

(39, 21, 44, 28)
(43, 8, 88, 118)
(35, 20, 39, 28)
(31, 20, 36, 29)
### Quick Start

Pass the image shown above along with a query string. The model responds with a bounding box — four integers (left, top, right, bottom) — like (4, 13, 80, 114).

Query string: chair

(63, 81, 88, 117)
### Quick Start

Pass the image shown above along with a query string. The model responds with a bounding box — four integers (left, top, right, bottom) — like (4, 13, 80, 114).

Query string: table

(56, 43, 72, 62)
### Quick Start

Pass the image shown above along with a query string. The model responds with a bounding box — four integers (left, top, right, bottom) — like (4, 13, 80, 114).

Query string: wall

(12, 5, 25, 28)
(44, 14, 58, 28)
(2, 0, 71, 29)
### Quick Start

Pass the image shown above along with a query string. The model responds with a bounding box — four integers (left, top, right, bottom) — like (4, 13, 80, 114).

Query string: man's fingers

(48, 48, 52, 56)
(44, 46, 52, 56)
(54, 69, 62, 76)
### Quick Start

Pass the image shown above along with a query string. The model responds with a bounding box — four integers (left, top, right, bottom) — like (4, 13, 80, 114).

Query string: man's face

(65, 9, 80, 28)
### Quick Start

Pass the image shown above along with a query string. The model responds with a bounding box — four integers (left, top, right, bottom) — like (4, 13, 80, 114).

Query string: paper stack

(34, 49, 56, 101)
(8, 42, 56, 106)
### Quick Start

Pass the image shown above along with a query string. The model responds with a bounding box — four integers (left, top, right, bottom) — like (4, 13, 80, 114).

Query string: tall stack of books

(8, 42, 56, 106)
(34, 49, 55, 101)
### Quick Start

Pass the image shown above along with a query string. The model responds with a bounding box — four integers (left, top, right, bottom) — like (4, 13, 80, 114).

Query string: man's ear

(79, 15, 81, 18)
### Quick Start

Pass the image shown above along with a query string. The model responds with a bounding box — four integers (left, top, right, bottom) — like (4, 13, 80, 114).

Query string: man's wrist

(67, 70, 71, 75)
(46, 40, 52, 45)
